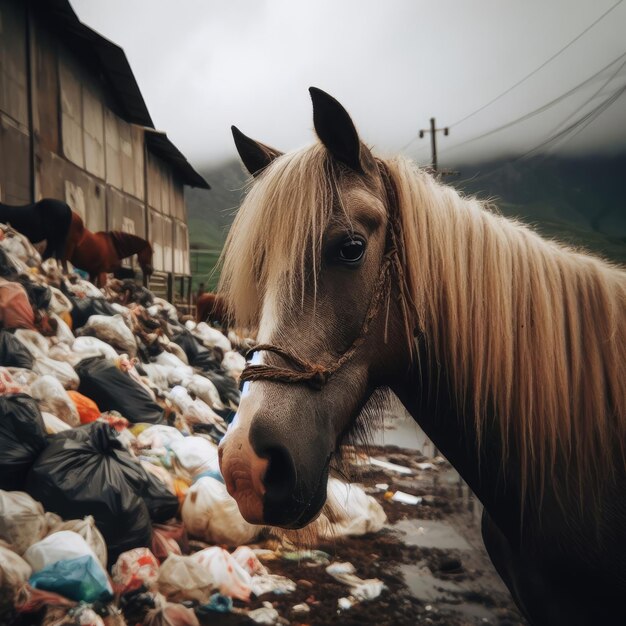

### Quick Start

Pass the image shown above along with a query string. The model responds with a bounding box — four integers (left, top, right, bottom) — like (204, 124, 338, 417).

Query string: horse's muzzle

(219, 413, 328, 528)
(219, 423, 268, 524)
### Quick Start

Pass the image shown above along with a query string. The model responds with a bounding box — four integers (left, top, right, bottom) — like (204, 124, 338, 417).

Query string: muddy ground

(204, 419, 528, 626)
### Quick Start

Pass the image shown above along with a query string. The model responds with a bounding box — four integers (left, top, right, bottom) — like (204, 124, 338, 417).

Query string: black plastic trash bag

(143, 470, 180, 524)
(76, 357, 164, 424)
(0, 394, 47, 491)
(13, 277, 51, 311)
(171, 328, 221, 372)
(25, 422, 176, 563)
(69, 296, 118, 330)
(119, 279, 153, 307)
(205, 370, 240, 407)
(0, 249, 18, 277)
(0, 330, 34, 369)
(191, 421, 228, 444)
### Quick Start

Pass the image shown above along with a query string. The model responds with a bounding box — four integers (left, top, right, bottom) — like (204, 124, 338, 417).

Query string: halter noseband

(240, 160, 403, 391)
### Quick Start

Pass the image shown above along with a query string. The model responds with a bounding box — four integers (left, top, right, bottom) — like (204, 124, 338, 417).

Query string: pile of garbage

(0, 224, 388, 626)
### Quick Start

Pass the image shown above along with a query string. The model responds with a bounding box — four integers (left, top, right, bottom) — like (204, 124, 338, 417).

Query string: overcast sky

(71, 0, 626, 170)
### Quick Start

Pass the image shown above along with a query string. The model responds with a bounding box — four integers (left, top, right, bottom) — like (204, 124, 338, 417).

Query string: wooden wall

(0, 0, 191, 279)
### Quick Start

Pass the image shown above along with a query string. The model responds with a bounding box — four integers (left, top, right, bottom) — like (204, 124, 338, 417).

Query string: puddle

(400, 562, 462, 601)
(393, 518, 472, 551)
(439, 600, 498, 623)
(400, 563, 500, 623)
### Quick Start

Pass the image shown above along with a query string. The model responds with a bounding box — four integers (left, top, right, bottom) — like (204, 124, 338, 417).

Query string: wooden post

(419, 118, 449, 173)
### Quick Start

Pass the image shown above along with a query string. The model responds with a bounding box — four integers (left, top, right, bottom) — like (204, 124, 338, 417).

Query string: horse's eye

(338, 238, 365, 264)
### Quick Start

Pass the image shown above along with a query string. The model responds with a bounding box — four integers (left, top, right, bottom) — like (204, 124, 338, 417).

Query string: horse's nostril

(262, 445, 296, 504)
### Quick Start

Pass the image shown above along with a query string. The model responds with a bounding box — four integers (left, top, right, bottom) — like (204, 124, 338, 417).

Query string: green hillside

(185, 159, 249, 290)
(186, 153, 626, 290)
(451, 153, 626, 264)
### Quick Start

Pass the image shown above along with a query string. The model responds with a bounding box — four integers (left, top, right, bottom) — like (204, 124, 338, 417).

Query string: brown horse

(63, 211, 154, 285)
(196, 292, 229, 327)
(218, 89, 626, 625)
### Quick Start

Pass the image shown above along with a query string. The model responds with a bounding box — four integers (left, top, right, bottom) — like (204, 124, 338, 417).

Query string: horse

(63, 211, 154, 286)
(196, 292, 229, 328)
(0, 198, 72, 260)
(217, 88, 626, 625)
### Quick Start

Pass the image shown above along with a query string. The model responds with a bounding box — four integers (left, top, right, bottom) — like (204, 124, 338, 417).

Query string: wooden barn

(0, 0, 210, 305)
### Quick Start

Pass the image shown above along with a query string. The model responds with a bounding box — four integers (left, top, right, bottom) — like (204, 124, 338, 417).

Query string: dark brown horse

(0, 198, 72, 260)
(63, 211, 153, 285)
(196, 292, 229, 327)
(218, 89, 626, 625)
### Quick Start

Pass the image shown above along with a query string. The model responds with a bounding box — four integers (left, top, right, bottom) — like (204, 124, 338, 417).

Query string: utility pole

(419, 117, 449, 172)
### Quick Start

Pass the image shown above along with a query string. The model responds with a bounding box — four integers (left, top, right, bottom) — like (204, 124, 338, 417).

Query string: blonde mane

(220, 144, 626, 501)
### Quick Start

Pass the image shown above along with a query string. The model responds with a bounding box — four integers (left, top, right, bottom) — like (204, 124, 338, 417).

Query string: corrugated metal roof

(33, 0, 209, 189)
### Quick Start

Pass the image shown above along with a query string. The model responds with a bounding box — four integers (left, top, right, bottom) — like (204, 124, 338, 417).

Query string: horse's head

(138, 242, 154, 277)
(218, 88, 413, 528)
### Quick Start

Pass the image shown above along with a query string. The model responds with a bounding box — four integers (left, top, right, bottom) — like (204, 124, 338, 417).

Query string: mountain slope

(185, 159, 248, 250)
(451, 153, 626, 263)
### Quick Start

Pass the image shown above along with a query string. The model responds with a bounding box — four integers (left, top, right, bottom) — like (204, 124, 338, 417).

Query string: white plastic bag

(192, 323, 232, 353)
(136, 425, 185, 453)
(0, 367, 28, 394)
(157, 554, 214, 603)
(0, 226, 41, 265)
(187, 374, 224, 410)
(111, 547, 160, 593)
(41, 411, 72, 434)
(47, 342, 74, 363)
(181, 477, 258, 546)
(190, 547, 251, 601)
(0, 544, 32, 590)
(232, 546, 268, 576)
(141, 363, 171, 393)
(72, 336, 119, 361)
(33, 356, 80, 389)
(79, 314, 136, 357)
(169, 436, 219, 482)
(315, 478, 387, 538)
(0, 490, 47, 554)
(14, 328, 49, 358)
(48, 287, 73, 316)
(30, 375, 80, 426)
(221, 351, 246, 380)
(24, 530, 99, 572)
(68, 279, 103, 299)
(154, 352, 193, 386)
(47, 516, 107, 568)
(168, 386, 222, 425)
(110, 302, 132, 320)
(6, 367, 38, 389)
(163, 341, 189, 366)
(50, 313, 75, 346)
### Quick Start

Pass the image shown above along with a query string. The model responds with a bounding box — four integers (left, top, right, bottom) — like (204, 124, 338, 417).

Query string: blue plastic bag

(29, 554, 113, 603)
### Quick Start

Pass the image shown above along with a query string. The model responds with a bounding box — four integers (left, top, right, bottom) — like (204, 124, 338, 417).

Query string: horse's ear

(231, 126, 283, 177)
(309, 87, 365, 174)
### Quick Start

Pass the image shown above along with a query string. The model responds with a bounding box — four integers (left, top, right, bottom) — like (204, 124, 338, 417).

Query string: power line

(519, 82, 626, 159)
(400, 0, 624, 153)
(440, 52, 626, 155)
(459, 83, 626, 187)
(547, 58, 626, 137)
(448, 0, 624, 128)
